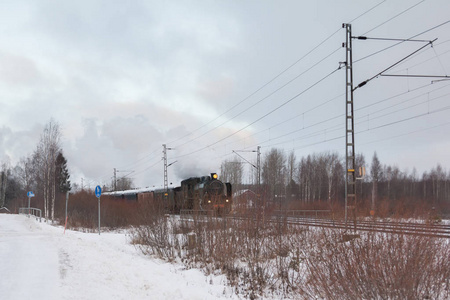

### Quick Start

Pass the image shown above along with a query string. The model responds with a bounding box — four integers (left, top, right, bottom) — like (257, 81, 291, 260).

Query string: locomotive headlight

(208, 200, 211, 203)
(226, 199, 229, 202)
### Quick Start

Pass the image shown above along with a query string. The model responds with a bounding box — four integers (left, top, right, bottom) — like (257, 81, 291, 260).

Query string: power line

(172, 47, 342, 149)
(354, 39, 436, 91)
(360, 120, 450, 146)
(348, 0, 387, 24)
(388, 43, 450, 75)
(246, 84, 450, 151)
(172, 67, 342, 160)
(362, 0, 425, 36)
(355, 20, 450, 64)
(229, 81, 450, 154)
(270, 104, 450, 153)
(166, 28, 343, 147)
(167, 1, 392, 150)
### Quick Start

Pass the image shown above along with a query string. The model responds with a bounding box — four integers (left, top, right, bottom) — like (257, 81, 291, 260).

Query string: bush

(302, 229, 450, 299)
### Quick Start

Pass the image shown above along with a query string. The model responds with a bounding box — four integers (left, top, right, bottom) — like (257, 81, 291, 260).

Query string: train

(104, 173, 232, 215)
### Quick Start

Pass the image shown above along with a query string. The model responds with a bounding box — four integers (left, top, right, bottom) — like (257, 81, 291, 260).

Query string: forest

(221, 148, 450, 218)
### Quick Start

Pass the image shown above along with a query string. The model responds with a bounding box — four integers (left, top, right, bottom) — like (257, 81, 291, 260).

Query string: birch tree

(35, 120, 61, 221)
(370, 152, 382, 211)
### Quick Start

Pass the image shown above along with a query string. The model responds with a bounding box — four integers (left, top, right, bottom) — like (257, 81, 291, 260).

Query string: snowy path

(0, 214, 60, 299)
(0, 214, 236, 300)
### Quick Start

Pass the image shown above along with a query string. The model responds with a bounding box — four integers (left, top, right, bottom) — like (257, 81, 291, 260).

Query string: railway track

(280, 216, 450, 238)
(180, 210, 450, 238)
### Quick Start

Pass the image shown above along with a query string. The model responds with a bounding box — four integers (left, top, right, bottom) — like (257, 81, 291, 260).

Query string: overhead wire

(354, 39, 436, 91)
(244, 82, 450, 151)
(172, 67, 342, 160)
(89, 1, 392, 185)
(388, 42, 450, 75)
(220, 81, 450, 160)
(89, 1, 449, 186)
(361, 0, 425, 36)
(355, 20, 450, 64)
(281, 103, 450, 153)
(169, 0, 389, 151)
(360, 120, 450, 146)
(175, 2, 438, 159)
(166, 27, 344, 147)
(172, 46, 342, 149)
(222, 92, 345, 148)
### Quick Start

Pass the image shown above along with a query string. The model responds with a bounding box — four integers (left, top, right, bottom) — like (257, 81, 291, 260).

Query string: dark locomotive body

(178, 174, 232, 214)
(105, 173, 232, 215)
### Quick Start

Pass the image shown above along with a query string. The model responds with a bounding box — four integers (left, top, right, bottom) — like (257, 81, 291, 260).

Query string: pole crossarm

(352, 36, 432, 43)
(353, 38, 437, 92)
(232, 147, 261, 185)
(380, 74, 450, 78)
(232, 150, 257, 169)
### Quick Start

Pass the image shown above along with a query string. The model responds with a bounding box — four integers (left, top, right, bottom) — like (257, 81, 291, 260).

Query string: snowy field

(0, 214, 237, 300)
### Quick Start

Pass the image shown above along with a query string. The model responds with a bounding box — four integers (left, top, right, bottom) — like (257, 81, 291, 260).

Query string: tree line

(221, 148, 450, 216)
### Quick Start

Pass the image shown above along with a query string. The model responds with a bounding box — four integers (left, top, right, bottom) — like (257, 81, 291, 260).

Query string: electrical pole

(343, 23, 356, 229)
(163, 144, 175, 193)
(114, 168, 117, 191)
(257, 146, 261, 186)
(342, 25, 438, 229)
(163, 144, 168, 192)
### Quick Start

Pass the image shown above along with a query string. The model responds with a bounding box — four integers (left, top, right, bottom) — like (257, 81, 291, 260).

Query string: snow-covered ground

(0, 214, 237, 300)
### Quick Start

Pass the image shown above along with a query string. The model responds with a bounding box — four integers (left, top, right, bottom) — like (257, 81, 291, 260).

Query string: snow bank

(0, 214, 236, 300)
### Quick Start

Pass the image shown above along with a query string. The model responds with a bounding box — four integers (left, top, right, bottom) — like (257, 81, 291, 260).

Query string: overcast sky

(1, 0, 450, 190)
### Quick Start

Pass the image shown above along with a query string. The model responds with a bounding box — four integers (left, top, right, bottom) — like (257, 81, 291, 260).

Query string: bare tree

(324, 152, 341, 203)
(116, 177, 133, 191)
(220, 158, 243, 191)
(370, 152, 382, 212)
(35, 120, 61, 221)
(262, 148, 286, 202)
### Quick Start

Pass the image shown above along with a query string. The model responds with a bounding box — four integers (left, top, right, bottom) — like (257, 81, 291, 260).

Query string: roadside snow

(0, 214, 236, 300)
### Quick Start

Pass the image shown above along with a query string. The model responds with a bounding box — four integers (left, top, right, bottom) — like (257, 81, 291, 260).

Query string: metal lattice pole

(163, 144, 168, 192)
(344, 23, 356, 229)
(257, 146, 261, 186)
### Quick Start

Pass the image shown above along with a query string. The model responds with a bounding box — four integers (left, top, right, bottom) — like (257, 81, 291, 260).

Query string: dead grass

(131, 203, 450, 299)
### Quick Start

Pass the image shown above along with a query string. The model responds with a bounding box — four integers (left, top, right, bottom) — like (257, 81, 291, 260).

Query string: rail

(282, 217, 450, 239)
(180, 209, 215, 219)
(19, 207, 42, 222)
(228, 213, 450, 238)
(274, 210, 331, 218)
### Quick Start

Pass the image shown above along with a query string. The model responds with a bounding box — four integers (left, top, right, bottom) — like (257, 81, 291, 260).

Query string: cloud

(0, 52, 41, 86)
(1, 0, 450, 190)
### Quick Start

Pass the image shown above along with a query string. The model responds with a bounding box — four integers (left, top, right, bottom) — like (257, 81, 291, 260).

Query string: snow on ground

(0, 214, 237, 300)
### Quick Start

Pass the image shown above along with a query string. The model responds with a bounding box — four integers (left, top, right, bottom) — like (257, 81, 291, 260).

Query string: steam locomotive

(105, 173, 232, 215)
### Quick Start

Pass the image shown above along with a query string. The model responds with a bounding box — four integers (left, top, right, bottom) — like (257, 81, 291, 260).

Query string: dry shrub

(303, 229, 450, 299)
(65, 190, 97, 230)
(130, 203, 450, 299)
(64, 191, 140, 231)
(129, 199, 179, 260)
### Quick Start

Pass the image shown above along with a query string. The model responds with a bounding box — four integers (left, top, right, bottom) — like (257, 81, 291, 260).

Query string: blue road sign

(27, 191, 35, 198)
(95, 185, 102, 198)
